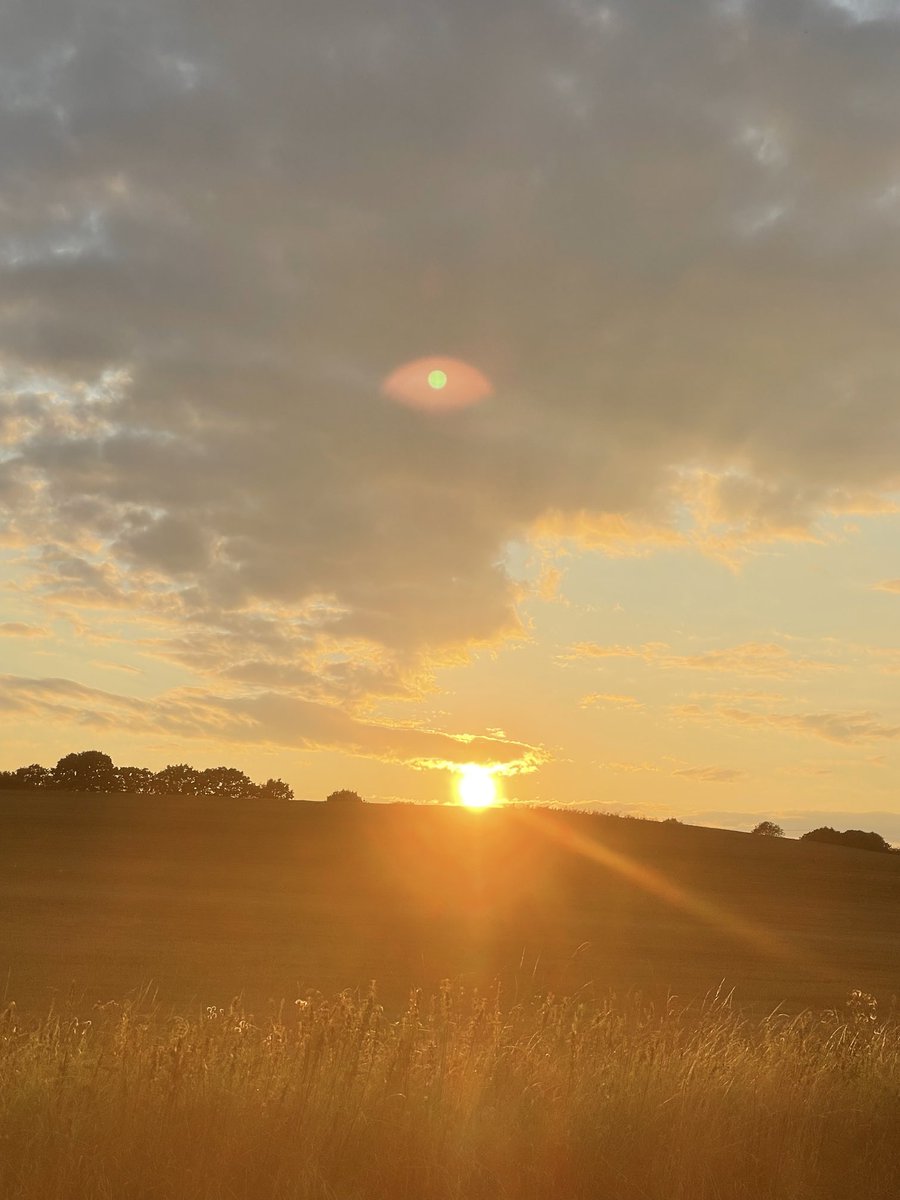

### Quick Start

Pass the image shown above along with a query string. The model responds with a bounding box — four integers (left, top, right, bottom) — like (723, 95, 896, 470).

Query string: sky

(1, 0, 898, 837)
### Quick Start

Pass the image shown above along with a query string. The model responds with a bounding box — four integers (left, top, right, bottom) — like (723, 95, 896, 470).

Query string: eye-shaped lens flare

(383, 356, 492, 412)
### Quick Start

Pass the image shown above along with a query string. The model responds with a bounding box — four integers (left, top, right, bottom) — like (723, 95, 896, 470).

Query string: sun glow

(456, 764, 499, 809)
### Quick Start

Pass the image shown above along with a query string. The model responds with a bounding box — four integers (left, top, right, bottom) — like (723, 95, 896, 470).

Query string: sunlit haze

(1, 0, 898, 839)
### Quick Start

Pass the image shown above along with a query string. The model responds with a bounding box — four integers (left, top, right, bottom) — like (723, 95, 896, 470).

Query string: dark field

(2, 793, 898, 1015)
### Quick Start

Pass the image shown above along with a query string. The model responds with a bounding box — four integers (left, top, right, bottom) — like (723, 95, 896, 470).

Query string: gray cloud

(2, 0, 900, 717)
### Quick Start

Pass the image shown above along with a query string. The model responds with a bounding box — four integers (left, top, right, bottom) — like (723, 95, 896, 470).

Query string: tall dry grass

(0, 983, 896, 1199)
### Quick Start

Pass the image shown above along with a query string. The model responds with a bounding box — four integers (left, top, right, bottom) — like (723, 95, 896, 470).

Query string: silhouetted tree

(840, 829, 892, 853)
(326, 789, 364, 804)
(1, 752, 294, 803)
(260, 778, 294, 800)
(51, 751, 118, 793)
(752, 821, 784, 837)
(800, 826, 892, 853)
(0, 764, 53, 789)
(197, 766, 256, 799)
(151, 764, 202, 795)
(800, 826, 842, 846)
(116, 766, 155, 794)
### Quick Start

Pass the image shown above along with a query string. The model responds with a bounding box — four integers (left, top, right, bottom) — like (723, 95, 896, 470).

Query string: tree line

(0, 759, 893, 844)
(799, 826, 894, 853)
(0, 750, 293, 801)
(752, 819, 894, 853)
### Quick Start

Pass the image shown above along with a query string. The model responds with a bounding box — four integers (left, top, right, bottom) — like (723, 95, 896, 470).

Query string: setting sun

(456, 764, 499, 809)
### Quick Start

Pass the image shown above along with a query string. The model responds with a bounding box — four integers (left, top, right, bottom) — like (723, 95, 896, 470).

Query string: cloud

(579, 692, 644, 709)
(0, 674, 545, 773)
(534, 512, 685, 556)
(88, 659, 142, 675)
(597, 758, 744, 783)
(822, 0, 900, 25)
(566, 640, 835, 678)
(672, 766, 746, 784)
(597, 760, 663, 775)
(874, 579, 900, 593)
(568, 643, 652, 662)
(678, 702, 900, 744)
(676, 470, 899, 558)
(1, 0, 900, 736)
(0, 623, 48, 638)
(727, 708, 900, 743)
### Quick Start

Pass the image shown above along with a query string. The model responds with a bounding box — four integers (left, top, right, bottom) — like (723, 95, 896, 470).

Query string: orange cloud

(565, 642, 665, 662)
(579, 692, 644, 709)
(535, 511, 684, 555)
(0, 623, 49, 638)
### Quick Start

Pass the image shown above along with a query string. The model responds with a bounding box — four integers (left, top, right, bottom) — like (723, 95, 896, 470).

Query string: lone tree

(52, 751, 118, 793)
(326, 789, 364, 804)
(751, 821, 784, 837)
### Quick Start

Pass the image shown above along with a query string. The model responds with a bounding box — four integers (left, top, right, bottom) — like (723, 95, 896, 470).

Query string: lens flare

(382, 356, 492, 412)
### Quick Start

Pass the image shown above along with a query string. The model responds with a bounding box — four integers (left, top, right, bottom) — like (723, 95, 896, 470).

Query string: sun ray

(514, 808, 843, 989)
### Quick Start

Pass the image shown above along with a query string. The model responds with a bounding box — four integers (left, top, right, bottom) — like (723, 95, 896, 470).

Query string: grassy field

(1, 793, 898, 1014)
(0, 983, 897, 1199)
(2, 794, 899, 1198)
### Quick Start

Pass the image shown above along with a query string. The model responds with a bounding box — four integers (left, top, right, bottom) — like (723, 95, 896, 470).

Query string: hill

(1, 792, 898, 1015)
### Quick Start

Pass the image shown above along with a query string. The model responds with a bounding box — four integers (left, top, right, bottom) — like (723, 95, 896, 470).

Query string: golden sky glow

(1, 1, 899, 839)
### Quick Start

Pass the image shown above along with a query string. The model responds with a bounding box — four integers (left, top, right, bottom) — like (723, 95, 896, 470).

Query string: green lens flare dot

(428, 369, 448, 390)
